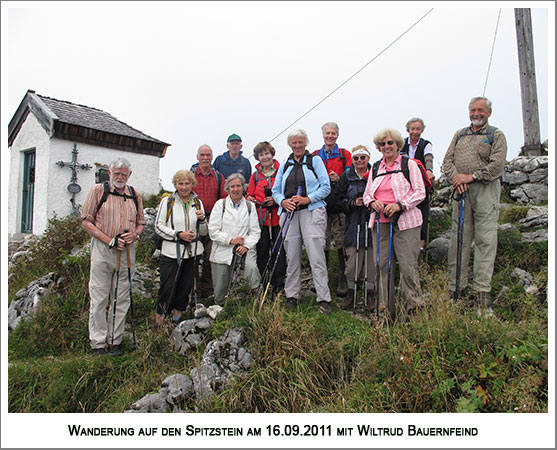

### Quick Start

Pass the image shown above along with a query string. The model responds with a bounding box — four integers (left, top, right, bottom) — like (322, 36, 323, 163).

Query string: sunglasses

(353, 156, 368, 161)
(379, 140, 395, 147)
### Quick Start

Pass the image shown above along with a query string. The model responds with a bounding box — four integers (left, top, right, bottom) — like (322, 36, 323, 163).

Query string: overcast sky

(3, 2, 552, 191)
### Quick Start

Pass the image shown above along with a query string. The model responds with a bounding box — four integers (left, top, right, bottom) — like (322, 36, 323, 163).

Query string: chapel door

(21, 150, 35, 233)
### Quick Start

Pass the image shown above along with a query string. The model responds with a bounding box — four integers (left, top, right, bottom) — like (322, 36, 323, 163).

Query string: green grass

(7, 204, 548, 413)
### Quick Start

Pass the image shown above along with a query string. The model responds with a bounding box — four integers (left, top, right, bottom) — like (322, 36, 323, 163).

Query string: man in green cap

(213, 133, 252, 180)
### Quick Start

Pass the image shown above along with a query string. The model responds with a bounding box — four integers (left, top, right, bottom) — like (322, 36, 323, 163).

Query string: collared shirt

(363, 155, 425, 231)
(192, 166, 226, 214)
(407, 139, 433, 160)
(81, 183, 145, 239)
(442, 123, 507, 182)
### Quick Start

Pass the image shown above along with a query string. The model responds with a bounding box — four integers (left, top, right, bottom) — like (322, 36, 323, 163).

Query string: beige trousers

(88, 238, 135, 349)
(447, 179, 500, 293)
(373, 223, 423, 316)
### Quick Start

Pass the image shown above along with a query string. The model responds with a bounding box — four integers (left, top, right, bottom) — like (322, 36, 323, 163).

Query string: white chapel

(8, 90, 171, 237)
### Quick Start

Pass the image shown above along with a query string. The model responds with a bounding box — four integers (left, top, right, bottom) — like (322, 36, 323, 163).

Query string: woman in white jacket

(208, 173, 261, 305)
(155, 170, 207, 324)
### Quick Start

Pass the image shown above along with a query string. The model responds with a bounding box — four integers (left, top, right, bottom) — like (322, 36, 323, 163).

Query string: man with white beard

(442, 97, 507, 317)
(81, 158, 145, 356)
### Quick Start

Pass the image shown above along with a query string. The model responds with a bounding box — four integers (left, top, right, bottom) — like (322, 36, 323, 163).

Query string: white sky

(1, 2, 555, 448)
(3, 2, 553, 191)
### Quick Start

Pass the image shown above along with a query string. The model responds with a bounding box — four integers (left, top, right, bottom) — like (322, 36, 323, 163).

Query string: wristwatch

(471, 172, 478, 181)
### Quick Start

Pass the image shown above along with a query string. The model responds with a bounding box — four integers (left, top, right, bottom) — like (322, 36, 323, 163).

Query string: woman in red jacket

(247, 141, 286, 296)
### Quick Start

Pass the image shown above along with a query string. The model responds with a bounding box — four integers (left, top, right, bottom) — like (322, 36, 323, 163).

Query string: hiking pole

(225, 244, 241, 299)
(124, 238, 136, 350)
(110, 239, 122, 349)
(454, 191, 466, 300)
(375, 215, 380, 319)
(165, 239, 188, 316)
(363, 208, 369, 309)
(387, 219, 394, 320)
(258, 186, 302, 310)
(353, 206, 361, 309)
(191, 197, 202, 308)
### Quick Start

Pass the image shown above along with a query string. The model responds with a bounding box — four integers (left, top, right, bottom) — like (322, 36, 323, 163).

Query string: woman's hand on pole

(195, 209, 205, 221)
(236, 245, 248, 256)
(178, 230, 195, 242)
(281, 198, 297, 212)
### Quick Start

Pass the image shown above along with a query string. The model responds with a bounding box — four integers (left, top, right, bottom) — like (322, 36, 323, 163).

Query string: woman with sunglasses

(335, 145, 376, 311)
(363, 129, 426, 321)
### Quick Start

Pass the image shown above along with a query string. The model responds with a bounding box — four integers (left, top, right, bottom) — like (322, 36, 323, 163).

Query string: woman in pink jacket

(363, 128, 426, 321)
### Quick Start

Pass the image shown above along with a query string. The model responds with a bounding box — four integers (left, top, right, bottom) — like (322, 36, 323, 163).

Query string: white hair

(321, 122, 339, 134)
(469, 96, 492, 110)
(109, 158, 131, 171)
(287, 129, 309, 145)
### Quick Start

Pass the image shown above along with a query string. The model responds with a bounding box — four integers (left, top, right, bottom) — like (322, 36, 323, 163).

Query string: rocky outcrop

(503, 156, 548, 205)
(127, 327, 251, 413)
(170, 304, 223, 355)
(8, 273, 55, 330)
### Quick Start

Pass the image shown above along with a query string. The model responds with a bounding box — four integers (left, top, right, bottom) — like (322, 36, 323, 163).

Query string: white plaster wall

(48, 139, 162, 229)
(9, 113, 162, 236)
(8, 113, 51, 237)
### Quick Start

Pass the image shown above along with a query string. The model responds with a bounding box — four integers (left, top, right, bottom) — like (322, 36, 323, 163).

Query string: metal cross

(56, 143, 92, 216)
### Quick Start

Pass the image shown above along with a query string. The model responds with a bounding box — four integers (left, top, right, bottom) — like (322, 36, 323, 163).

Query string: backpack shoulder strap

(372, 160, 381, 179)
(400, 155, 411, 185)
(486, 126, 498, 145)
(305, 153, 318, 179)
(339, 148, 346, 170)
(96, 181, 111, 214)
(127, 185, 139, 211)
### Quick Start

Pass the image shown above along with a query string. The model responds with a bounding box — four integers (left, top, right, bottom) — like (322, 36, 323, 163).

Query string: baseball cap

(227, 133, 242, 142)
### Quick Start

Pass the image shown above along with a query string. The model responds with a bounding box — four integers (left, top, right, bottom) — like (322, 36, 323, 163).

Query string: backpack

(152, 194, 202, 250)
(96, 181, 138, 215)
(312, 147, 348, 172)
(372, 155, 433, 190)
(253, 169, 276, 189)
(282, 152, 318, 180)
(455, 125, 498, 146)
(221, 197, 253, 217)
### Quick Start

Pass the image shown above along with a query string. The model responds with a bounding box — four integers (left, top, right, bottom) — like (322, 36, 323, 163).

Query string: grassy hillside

(7, 204, 548, 413)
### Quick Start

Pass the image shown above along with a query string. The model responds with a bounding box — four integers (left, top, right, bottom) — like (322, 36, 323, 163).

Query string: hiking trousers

(345, 245, 376, 290)
(447, 179, 500, 293)
(88, 238, 135, 349)
(373, 224, 423, 316)
(211, 250, 260, 306)
(283, 207, 331, 303)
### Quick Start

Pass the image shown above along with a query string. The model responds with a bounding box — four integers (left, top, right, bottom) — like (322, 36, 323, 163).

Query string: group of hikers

(81, 95, 507, 356)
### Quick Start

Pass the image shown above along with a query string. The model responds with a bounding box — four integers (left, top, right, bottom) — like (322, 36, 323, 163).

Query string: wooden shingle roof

(8, 90, 170, 157)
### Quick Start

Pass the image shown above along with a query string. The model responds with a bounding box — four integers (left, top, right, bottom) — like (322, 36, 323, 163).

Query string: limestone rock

(429, 207, 448, 221)
(521, 229, 548, 243)
(130, 390, 169, 413)
(162, 374, 194, 405)
(8, 272, 55, 330)
(519, 214, 548, 230)
(510, 183, 548, 204)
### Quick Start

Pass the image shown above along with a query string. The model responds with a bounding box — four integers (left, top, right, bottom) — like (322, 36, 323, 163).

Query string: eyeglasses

(379, 140, 394, 147)
(353, 156, 368, 161)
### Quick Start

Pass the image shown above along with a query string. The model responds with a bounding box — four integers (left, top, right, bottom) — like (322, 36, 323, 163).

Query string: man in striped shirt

(81, 158, 145, 356)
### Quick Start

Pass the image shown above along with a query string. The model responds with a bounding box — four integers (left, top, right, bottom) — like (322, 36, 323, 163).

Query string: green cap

(227, 133, 242, 142)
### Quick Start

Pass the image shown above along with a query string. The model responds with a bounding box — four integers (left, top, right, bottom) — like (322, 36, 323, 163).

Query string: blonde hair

(373, 129, 404, 151)
(172, 169, 197, 188)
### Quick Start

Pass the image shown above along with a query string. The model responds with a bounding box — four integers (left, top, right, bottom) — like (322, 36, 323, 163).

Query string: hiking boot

(336, 275, 349, 297)
(109, 345, 123, 357)
(92, 347, 107, 357)
(285, 297, 298, 308)
(339, 294, 354, 310)
(365, 292, 376, 312)
(318, 301, 331, 315)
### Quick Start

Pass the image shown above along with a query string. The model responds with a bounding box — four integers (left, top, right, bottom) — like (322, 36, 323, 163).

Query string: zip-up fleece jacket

(272, 152, 331, 215)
